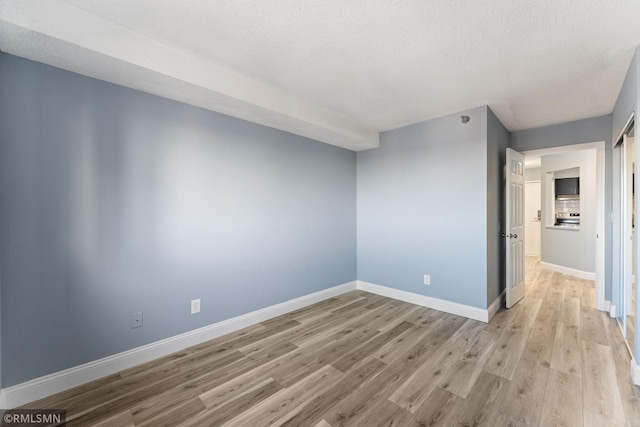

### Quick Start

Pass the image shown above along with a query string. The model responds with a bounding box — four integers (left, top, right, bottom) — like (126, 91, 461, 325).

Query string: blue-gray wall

(487, 108, 509, 305)
(357, 106, 490, 309)
(0, 53, 357, 386)
(510, 115, 612, 301)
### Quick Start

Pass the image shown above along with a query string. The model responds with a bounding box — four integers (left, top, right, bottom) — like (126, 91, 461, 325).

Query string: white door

(524, 181, 541, 256)
(505, 148, 525, 308)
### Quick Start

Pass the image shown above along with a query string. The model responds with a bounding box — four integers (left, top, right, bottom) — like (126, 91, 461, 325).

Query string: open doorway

(522, 141, 606, 311)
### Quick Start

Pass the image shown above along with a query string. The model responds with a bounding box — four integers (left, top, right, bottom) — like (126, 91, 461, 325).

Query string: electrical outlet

(131, 312, 143, 328)
(423, 275, 431, 285)
(191, 299, 201, 314)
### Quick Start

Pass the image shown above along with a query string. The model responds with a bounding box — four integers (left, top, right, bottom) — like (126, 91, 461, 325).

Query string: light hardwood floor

(22, 257, 640, 426)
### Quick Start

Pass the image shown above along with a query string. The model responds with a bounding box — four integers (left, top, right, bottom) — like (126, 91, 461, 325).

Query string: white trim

(614, 112, 635, 148)
(488, 290, 506, 321)
(610, 304, 617, 318)
(539, 261, 596, 281)
(595, 144, 606, 311)
(0, 281, 357, 409)
(356, 280, 490, 323)
(631, 359, 640, 386)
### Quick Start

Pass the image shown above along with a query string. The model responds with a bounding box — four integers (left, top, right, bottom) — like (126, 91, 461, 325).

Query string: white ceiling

(2, 1, 640, 151)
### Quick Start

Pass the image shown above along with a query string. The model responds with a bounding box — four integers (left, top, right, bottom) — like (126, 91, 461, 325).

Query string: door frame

(522, 141, 606, 311)
(524, 180, 542, 257)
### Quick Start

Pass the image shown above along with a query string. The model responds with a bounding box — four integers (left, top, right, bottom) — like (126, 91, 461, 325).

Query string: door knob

(511, 234, 517, 239)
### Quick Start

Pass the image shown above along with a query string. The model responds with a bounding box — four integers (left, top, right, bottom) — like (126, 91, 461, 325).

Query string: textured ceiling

(2, 1, 640, 151)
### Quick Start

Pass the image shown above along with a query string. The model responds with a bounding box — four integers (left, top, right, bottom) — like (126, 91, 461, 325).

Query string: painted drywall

(357, 106, 489, 309)
(509, 115, 612, 300)
(511, 115, 612, 152)
(486, 108, 509, 305)
(524, 167, 541, 182)
(0, 53, 357, 386)
(540, 151, 597, 273)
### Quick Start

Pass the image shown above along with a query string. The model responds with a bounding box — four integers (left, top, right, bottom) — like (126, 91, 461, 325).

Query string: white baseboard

(610, 304, 617, 318)
(1, 281, 357, 409)
(539, 261, 596, 281)
(631, 359, 640, 386)
(488, 290, 506, 321)
(356, 280, 490, 323)
(599, 300, 611, 314)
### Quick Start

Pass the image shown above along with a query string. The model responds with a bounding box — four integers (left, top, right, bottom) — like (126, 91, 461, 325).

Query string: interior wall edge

(356, 280, 491, 323)
(539, 261, 596, 281)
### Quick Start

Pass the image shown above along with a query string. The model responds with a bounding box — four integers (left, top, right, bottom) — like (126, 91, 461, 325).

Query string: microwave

(555, 177, 579, 196)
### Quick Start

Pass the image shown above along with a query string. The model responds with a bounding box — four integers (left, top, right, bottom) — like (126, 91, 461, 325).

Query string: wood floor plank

(522, 305, 559, 367)
(542, 271, 564, 312)
(580, 306, 610, 346)
(130, 387, 207, 426)
(583, 408, 627, 427)
(272, 325, 380, 387)
(408, 386, 461, 427)
(539, 368, 582, 426)
(504, 301, 559, 424)
(239, 339, 298, 363)
(580, 278, 597, 309)
(199, 375, 275, 411)
(345, 400, 413, 427)
(452, 370, 510, 427)
(560, 295, 581, 327)
(484, 298, 542, 380)
(182, 379, 283, 426)
(486, 303, 522, 335)
(389, 319, 485, 412)
(89, 411, 135, 427)
(322, 360, 416, 426)
(564, 276, 583, 300)
(371, 320, 440, 365)
(437, 329, 496, 398)
(279, 358, 387, 426)
(581, 340, 627, 423)
(550, 321, 582, 377)
(136, 396, 206, 427)
(331, 320, 413, 372)
(366, 300, 417, 331)
(500, 346, 550, 426)
(282, 304, 373, 349)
